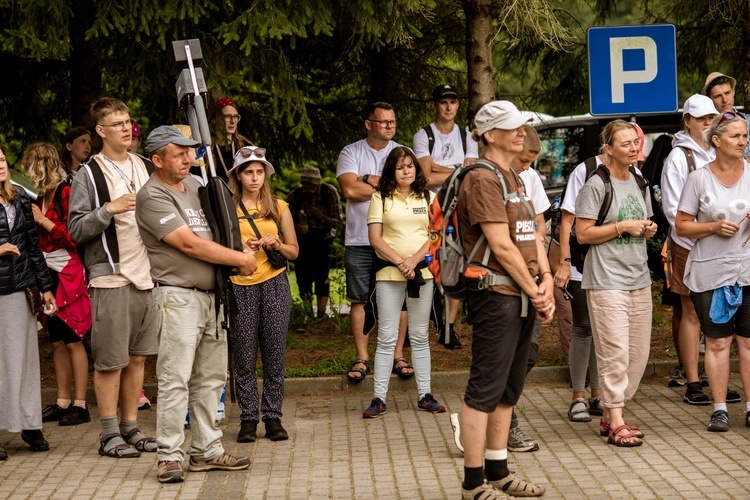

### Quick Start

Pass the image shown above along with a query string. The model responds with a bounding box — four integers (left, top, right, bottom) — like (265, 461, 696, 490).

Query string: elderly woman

(22, 143, 91, 427)
(675, 111, 750, 432)
(228, 146, 298, 443)
(0, 145, 57, 459)
(575, 120, 656, 447)
(362, 146, 444, 418)
(661, 94, 721, 405)
(457, 101, 553, 499)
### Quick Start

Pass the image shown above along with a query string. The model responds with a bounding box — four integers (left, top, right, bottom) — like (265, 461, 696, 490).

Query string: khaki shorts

(90, 285, 160, 371)
(670, 240, 691, 296)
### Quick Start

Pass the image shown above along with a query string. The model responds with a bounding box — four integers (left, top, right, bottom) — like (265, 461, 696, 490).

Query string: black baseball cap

(432, 84, 459, 102)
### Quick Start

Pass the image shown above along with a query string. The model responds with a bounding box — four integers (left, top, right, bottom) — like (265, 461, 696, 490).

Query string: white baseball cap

(683, 94, 719, 118)
(474, 101, 532, 137)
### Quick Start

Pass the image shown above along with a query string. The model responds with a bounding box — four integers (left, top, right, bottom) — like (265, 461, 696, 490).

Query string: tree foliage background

(0, 0, 748, 190)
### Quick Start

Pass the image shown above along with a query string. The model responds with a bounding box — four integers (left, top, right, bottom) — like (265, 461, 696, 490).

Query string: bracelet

(614, 221, 621, 238)
(541, 271, 552, 278)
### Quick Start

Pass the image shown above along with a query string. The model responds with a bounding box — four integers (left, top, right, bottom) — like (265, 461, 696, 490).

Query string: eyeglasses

(235, 147, 266, 160)
(223, 114, 241, 122)
(98, 119, 133, 132)
(719, 111, 746, 124)
(562, 285, 573, 301)
(367, 119, 397, 128)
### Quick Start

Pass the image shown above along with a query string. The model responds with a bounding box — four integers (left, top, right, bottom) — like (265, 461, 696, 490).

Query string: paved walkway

(2, 375, 750, 499)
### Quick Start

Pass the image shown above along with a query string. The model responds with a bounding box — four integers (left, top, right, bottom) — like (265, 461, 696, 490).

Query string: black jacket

(0, 189, 53, 295)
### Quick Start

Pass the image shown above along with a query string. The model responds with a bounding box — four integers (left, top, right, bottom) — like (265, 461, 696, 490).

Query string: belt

(154, 282, 213, 294)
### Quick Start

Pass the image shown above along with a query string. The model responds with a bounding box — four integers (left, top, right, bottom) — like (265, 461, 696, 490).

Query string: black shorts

(691, 287, 750, 338)
(47, 315, 83, 344)
(464, 290, 536, 412)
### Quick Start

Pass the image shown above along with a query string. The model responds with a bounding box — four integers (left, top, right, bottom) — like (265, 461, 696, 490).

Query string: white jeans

(373, 279, 434, 401)
(154, 287, 227, 462)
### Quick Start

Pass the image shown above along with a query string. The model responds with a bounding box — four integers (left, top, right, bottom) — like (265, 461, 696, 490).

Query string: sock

(715, 402, 728, 413)
(746, 402, 750, 413)
(57, 399, 71, 409)
(484, 449, 509, 481)
(100, 415, 119, 439)
(462, 466, 485, 490)
(119, 420, 138, 436)
(419, 393, 428, 401)
(73, 399, 87, 409)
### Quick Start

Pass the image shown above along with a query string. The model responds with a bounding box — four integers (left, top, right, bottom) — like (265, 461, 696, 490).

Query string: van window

(536, 126, 584, 190)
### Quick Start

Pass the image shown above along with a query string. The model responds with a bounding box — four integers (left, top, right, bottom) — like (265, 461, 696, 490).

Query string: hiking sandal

(99, 434, 141, 458)
(392, 357, 414, 378)
(122, 428, 157, 452)
(347, 359, 370, 382)
(567, 398, 591, 422)
(490, 472, 546, 497)
(607, 424, 642, 447)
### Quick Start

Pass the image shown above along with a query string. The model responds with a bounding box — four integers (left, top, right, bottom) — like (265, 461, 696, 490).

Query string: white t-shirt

(520, 168, 551, 215)
(560, 157, 603, 282)
(678, 163, 750, 292)
(336, 139, 400, 246)
(413, 123, 479, 192)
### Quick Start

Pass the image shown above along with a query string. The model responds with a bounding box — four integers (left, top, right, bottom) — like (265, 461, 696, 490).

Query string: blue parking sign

(588, 25, 677, 115)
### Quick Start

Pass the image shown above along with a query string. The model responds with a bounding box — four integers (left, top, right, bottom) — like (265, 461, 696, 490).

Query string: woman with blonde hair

(22, 142, 91, 427)
(575, 119, 656, 447)
(0, 144, 57, 459)
(227, 146, 298, 443)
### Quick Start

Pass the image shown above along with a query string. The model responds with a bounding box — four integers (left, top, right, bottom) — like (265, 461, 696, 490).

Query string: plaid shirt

(287, 182, 342, 240)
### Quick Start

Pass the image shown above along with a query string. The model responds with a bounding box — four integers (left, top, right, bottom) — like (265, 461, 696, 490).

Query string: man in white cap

(702, 72, 750, 157)
(413, 84, 479, 350)
(136, 125, 256, 483)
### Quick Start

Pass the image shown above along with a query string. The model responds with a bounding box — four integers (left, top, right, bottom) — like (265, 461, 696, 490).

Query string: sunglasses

(719, 111, 746, 124)
(235, 147, 267, 160)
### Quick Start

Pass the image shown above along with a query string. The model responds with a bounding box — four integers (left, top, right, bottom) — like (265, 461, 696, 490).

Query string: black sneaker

(59, 405, 91, 426)
(667, 365, 686, 387)
(417, 393, 446, 413)
(41, 404, 68, 423)
(263, 418, 289, 441)
(442, 325, 462, 350)
(21, 430, 49, 452)
(707, 410, 729, 432)
(727, 389, 741, 404)
(683, 383, 711, 406)
(237, 421, 257, 443)
(363, 397, 387, 418)
(0, 445, 7, 460)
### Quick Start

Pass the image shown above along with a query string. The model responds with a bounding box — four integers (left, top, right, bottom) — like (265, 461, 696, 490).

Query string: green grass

(287, 267, 347, 305)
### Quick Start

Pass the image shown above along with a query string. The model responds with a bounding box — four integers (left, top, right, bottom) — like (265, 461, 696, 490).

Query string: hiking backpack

(427, 159, 535, 301)
(423, 125, 467, 156)
(569, 164, 649, 273)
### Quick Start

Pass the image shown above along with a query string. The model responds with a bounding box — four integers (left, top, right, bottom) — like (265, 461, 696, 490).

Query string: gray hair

(704, 112, 744, 146)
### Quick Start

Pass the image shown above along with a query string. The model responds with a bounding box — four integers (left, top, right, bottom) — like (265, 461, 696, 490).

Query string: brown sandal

(392, 357, 414, 378)
(347, 359, 370, 382)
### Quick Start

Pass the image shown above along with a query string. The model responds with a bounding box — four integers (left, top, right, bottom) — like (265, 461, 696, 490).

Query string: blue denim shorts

(344, 246, 375, 303)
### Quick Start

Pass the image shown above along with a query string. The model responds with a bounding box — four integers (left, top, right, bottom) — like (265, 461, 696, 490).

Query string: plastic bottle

(299, 209, 309, 232)
(424, 254, 433, 264)
(447, 224, 455, 236)
(653, 184, 662, 204)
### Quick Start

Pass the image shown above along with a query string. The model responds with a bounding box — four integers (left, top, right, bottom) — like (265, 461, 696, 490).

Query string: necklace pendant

(130, 181, 135, 192)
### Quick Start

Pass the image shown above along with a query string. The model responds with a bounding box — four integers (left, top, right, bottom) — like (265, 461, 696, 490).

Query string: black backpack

(424, 125, 467, 156)
(569, 164, 649, 274)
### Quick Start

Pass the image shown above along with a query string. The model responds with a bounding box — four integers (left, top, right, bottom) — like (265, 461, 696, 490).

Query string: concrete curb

(41, 359, 740, 404)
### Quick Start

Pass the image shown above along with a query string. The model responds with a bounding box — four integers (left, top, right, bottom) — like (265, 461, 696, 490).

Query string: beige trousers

(587, 287, 652, 408)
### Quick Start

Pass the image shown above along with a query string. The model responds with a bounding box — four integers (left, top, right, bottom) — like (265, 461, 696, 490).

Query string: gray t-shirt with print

(136, 176, 216, 291)
(576, 172, 653, 290)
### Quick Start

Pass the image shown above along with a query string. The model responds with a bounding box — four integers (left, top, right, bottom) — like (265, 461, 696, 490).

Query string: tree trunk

(464, 0, 495, 125)
(69, 0, 101, 127)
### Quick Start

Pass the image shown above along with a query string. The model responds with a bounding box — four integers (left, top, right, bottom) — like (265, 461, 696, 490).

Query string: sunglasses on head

(719, 111, 746, 124)
(235, 147, 267, 160)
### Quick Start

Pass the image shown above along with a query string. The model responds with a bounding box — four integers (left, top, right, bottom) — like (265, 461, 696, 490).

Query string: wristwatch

(362, 174, 371, 186)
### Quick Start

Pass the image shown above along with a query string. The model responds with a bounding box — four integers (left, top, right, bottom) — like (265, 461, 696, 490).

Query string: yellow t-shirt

(230, 199, 288, 286)
(367, 191, 433, 282)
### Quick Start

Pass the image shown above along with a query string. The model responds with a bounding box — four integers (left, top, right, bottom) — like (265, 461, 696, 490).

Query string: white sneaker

(450, 412, 464, 453)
